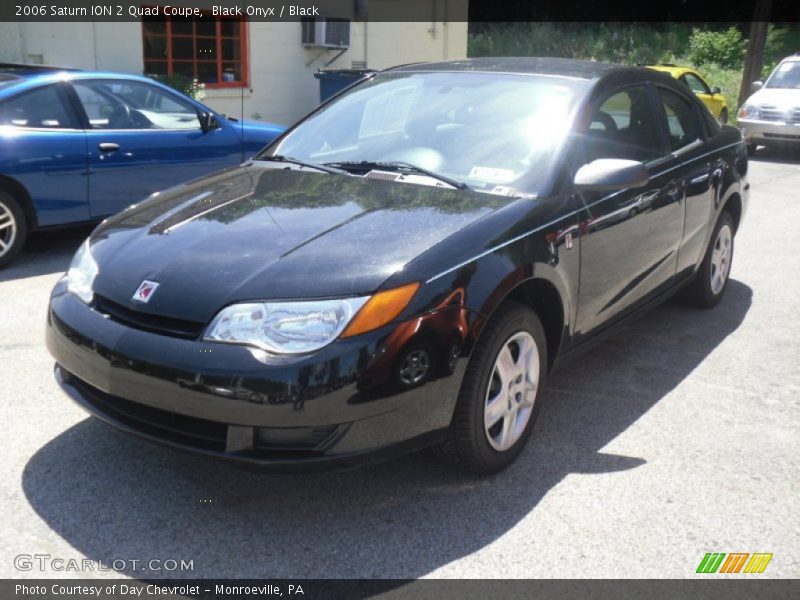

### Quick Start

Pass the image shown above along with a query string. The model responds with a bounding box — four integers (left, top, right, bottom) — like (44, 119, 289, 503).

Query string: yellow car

(648, 64, 729, 124)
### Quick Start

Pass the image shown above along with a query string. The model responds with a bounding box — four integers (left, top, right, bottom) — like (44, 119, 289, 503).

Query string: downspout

(17, 22, 26, 62)
(91, 20, 99, 69)
(355, 0, 369, 67)
(443, 0, 449, 60)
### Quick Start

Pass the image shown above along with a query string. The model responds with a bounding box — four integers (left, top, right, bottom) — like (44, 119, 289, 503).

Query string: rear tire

(0, 191, 27, 268)
(684, 211, 735, 308)
(746, 143, 758, 155)
(719, 108, 729, 125)
(432, 301, 547, 475)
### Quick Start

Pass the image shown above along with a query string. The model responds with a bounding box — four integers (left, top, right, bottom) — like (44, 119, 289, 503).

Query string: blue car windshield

(262, 71, 587, 196)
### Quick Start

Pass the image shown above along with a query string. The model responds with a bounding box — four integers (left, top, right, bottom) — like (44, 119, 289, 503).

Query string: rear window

(0, 84, 78, 129)
(0, 74, 18, 90)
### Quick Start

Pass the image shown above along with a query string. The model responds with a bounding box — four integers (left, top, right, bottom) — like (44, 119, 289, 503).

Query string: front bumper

(47, 279, 470, 470)
(739, 118, 800, 145)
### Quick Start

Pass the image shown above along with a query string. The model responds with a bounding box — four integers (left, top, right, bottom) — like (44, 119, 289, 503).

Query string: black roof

(392, 57, 624, 79)
(0, 62, 80, 75)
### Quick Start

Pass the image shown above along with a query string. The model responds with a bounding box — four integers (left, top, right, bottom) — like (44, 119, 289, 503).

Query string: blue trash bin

(315, 69, 375, 103)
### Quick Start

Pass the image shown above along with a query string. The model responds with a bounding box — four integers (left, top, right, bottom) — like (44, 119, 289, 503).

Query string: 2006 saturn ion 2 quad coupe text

(47, 58, 749, 474)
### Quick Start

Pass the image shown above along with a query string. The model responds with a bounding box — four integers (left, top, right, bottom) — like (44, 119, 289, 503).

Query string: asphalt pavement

(0, 148, 797, 579)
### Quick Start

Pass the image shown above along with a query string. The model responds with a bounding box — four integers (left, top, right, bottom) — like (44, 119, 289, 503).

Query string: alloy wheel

(0, 200, 17, 259)
(710, 223, 732, 295)
(484, 331, 540, 451)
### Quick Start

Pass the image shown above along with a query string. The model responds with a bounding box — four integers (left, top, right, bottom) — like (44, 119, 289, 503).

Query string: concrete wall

(2, 22, 143, 72)
(206, 19, 468, 126)
(0, 2, 468, 127)
(0, 23, 24, 62)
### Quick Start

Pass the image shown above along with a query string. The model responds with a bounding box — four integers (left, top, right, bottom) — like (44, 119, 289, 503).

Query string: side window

(681, 73, 710, 95)
(0, 85, 78, 129)
(583, 86, 664, 163)
(702, 106, 722, 137)
(72, 80, 200, 130)
(658, 88, 701, 152)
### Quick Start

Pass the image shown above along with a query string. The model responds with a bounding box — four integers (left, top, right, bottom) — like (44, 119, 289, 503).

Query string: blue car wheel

(0, 191, 26, 268)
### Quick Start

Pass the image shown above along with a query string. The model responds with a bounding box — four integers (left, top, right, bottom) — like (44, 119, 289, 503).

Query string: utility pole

(738, 0, 772, 107)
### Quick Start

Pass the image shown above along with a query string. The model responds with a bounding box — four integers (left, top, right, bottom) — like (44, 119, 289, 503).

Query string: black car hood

(90, 165, 514, 324)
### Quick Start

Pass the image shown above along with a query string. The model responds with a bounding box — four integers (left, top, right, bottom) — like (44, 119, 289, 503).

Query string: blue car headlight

(66, 239, 98, 304)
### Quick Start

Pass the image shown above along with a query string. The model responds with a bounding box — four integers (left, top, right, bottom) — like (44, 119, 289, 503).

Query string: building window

(142, 13, 248, 88)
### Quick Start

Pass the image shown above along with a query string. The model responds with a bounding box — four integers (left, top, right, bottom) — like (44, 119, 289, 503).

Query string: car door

(573, 84, 685, 339)
(680, 72, 723, 119)
(655, 85, 718, 278)
(67, 78, 243, 218)
(0, 82, 88, 226)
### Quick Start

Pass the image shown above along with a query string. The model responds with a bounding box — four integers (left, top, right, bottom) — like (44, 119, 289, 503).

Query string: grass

(468, 23, 800, 122)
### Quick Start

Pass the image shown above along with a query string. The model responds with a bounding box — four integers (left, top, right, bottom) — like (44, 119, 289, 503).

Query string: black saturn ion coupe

(47, 58, 749, 474)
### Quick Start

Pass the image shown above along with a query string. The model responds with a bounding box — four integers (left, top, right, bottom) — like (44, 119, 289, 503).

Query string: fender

(0, 173, 37, 230)
(692, 137, 748, 274)
(386, 194, 580, 364)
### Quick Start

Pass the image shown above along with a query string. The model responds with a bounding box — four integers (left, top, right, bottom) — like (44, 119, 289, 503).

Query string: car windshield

(765, 60, 800, 89)
(260, 71, 586, 196)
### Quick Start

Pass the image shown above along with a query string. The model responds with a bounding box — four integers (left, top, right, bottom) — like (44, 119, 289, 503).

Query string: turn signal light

(340, 282, 420, 338)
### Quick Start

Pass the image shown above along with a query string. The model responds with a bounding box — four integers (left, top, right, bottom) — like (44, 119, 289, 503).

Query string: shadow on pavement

(22, 280, 752, 579)
(0, 225, 92, 283)
(750, 145, 800, 165)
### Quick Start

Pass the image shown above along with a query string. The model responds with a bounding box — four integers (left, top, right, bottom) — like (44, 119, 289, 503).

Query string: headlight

(204, 297, 369, 354)
(66, 239, 98, 304)
(204, 282, 420, 355)
(738, 103, 759, 119)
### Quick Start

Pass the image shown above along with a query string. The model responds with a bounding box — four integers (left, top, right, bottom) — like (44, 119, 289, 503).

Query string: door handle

(98, 142, 119, 152)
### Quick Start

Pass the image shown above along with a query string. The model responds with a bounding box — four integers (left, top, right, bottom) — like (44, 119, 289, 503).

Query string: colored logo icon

(697, 552, 773, 574)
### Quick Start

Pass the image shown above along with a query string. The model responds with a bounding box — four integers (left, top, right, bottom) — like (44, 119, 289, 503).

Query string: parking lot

(0, 150, 797, 580)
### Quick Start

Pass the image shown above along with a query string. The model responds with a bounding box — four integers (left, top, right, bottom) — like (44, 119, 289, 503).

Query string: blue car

(0, 64, 284, 266)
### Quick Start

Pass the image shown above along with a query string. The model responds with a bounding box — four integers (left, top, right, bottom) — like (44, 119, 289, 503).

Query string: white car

(738, 54, 800, 154)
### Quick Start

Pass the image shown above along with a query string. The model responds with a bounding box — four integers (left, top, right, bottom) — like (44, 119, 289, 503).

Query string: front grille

(759, 106, 783, 121)
(94, 295, 205, 340)
(72, 375, 228, 451)
(69, 374, 343, 457)
(759, 106, 800, 123)
(254, 425, 340, 451)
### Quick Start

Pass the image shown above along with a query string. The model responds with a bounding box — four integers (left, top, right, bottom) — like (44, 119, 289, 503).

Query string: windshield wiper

(324, 160, 471, 190)
(257, 154, 347, 175)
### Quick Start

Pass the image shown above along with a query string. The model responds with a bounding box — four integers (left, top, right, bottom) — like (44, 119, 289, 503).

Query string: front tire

(684, 211, 735, 308)
(0, 191, 27, 268)
(719, 108, 729, 125)
(746, 143, 758, 155)
(433, 302, 547, 474)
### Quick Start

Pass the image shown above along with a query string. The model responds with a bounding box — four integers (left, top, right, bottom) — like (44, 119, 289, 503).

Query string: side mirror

(711, 86, 721, 95)
(198, 110, 219, 133)
(751, 80, 763, 93)
(574, 159, 649, 192)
